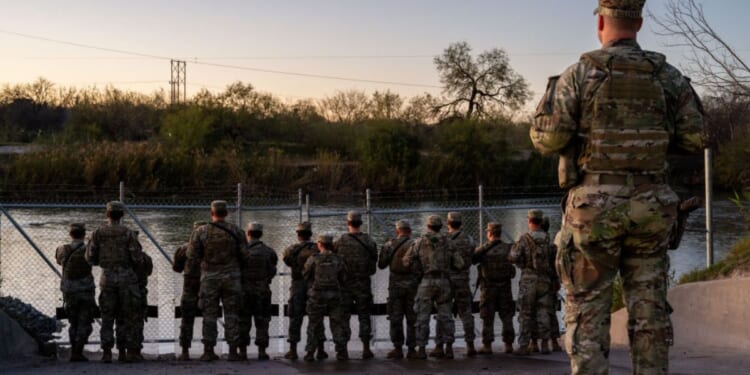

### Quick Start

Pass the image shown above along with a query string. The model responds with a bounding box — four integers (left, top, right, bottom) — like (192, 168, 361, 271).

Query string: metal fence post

(478, 184, 484, 246)
(305, 194, 310, 222)
(237, 183, 243, 228)
(705, 148, 714, 267)
(298, 189, 303, 223)
(119, 181, 125, 202)
(366, 188, 372, 234)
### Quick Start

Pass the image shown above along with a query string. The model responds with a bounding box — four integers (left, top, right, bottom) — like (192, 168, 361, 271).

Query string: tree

(653, 0, 750, 97)
(318, 90, 370, 124)
(369, 90, 403, 120)
(434, 41, 530, 119)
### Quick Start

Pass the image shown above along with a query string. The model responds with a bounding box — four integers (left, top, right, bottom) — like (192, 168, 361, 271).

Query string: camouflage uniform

(85, 202, 144, 352)
(377, 227, 418, 351)
(303, 235, 348, 355)
(472, 235, 516, 347)
(509, 215, 555, 351)
(126, 252, 152, 351)
(186, 205, 248, 350)
(55, 228, 96, 353)
(441, 215, 476, 347)
(239, 235, 278, 350)
(403, 216, 465, 351)
(334, 213, 378, 344)
(173, 239, 202, 350)
(530, 1, 704, 372)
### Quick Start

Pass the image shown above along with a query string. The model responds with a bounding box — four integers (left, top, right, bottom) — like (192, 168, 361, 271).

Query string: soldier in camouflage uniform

(85, 201, 144, 363)
(120, 249, 152, 361)
(472, 222, 516, 355)
(530, 1, 704, 372)
(55, 223, 96, 362)
(509, 209, 555, 356)
(239, 223, 278, 361)
(377, 219, 419, 359)
(172, 221, 206, 361)
(187, 200, 248, 361)
(403, 215, 464, 360)
(541, 216, 563, 352)
(282, 221, 326, 360)
(334, 210, 378, 359)
(303, 234, 349, 361)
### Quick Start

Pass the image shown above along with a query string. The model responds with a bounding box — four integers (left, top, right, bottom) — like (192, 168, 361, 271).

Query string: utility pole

(170, 60, 186, 104)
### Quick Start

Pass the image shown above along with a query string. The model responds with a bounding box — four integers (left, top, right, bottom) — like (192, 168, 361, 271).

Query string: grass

(679, 237, 750, 284)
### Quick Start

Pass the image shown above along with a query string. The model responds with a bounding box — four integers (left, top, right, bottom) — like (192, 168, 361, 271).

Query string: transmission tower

(170, 60, 186, 104)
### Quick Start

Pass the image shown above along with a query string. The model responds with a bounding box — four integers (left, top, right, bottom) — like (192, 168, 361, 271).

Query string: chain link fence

(0, 183, 565, 356)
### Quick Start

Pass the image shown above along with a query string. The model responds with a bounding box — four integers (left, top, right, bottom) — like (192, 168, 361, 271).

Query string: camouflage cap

(247, 222, 263, 231)
(594, 0, 645, 19)
(395, 219, 411, 230)
(486, 222, 502, 232)
(347, 210, 362, 222)
(427, 215, 442, 226)
(528, 209, 544, 220)
(210, 200, 228, 212)
(193, 221, 207, 230)
(296, 221, 312, 232)
(106, 201, 124, 212)
(447, 211, 462, 223)
(317, 234, 334, 245)
(69, 223, 86, 231)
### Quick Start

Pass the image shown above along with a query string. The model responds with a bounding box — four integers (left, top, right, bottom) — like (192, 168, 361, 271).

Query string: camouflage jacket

(242, 239, 278, 292)
(186, 220, 248, 278)
(282, 240, 317, 281)
(55, 239, 95, 293)
(447, 230, 475, 280)
(378, 236, 419, 289)
(404, 231, 464, 277)
(334, 231, 378, 282)
(509, 229, 554, 280)
(86, 222, 143, 288)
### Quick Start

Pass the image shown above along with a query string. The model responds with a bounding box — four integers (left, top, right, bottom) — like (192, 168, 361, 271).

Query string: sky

(0, 0, 748, 110)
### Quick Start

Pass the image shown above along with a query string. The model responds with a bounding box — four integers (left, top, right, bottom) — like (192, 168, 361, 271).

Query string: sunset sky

(1, 0, 747, 110)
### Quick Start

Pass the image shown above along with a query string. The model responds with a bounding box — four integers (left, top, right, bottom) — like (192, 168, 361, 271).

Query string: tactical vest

(173, 244, 188, 273)
(134, 253, 153, 285)
(420, 233, 450, 274)
(98, 225, 133, 268)
(63, 243, 91, 280)
(338, 234, 373, 277)
(203, 223, 239, 267)
(578, 49, 670, 175)
(313, 254, 340, 290)
(291, 242, 316, 280)
(522, 233, 552, 275)
(449, 231, 473, 272)
(481, 242, 515, 283)
(389, 238, 412, 274)
(245, 244, 272, 282)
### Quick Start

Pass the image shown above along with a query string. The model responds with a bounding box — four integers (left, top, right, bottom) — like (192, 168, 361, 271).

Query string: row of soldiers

(56, 200, 561, 362)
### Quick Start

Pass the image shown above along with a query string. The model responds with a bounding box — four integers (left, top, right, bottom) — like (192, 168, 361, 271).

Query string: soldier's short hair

(69, 223, 86, 239)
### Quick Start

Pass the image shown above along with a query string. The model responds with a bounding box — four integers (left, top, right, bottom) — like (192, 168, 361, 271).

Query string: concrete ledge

(611, 277, 750, 350)
(0, 309, 38, 359)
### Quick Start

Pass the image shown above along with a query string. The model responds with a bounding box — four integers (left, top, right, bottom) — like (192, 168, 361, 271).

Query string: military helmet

(594, 0, 645, 19)
(447, 211, 462, 223)
(486, 222, 502, 233)
(317, 234, 334, 245)
(427, 215, 442, 226)
(528, 209, 544, 220)
(210, 200, 228, 212)
(296, 221, 312, 232)
(247, 222, 263, 231)
(106, 201, 124, 212)
(395, 219, 411, 230)
(347, 210, 362, 222)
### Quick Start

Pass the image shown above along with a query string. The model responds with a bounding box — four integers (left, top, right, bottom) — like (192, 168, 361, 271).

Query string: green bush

(679, 237, 750, 284)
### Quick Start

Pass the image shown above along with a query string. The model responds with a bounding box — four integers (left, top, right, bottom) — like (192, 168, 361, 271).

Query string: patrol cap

(594, 0, 645, 19)
(106, 201, 124, 212)
(193, 221, 207, 230)
(69, 223, 86, 231)
(247, 222, 263, 231)
(427, 215, 442, 226)
(296, 221, 312, 232)
(395, 220, 411, 230)
(347, 210, 362, 222)
(211, 200, 228, 212)
(528, 209, 544, 220)
(486, 222, 502, 232)
(317, 234, 334, 245)
(447, 212, 461, 223)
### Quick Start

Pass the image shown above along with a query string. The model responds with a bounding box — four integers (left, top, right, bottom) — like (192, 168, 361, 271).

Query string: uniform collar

(603, 38, 640, 49)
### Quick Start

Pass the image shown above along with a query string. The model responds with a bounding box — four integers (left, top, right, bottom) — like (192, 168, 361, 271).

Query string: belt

(582, 173, 664, 186)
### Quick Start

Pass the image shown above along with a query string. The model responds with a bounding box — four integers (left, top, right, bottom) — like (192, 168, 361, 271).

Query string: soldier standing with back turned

(530, 1, 704, 372)
(442, 212, 476, 357)
(173, 221, 206, 360)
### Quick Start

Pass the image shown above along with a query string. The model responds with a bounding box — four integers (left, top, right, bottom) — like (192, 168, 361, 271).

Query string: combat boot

(466, 341, 477, 357)
(513, 346, 530, 356)
(178, 346, 190, 361)
(504, 342, 514, 354)
(70, 344, 88, 362)
(127, 348, 144, 362)
(477, 342, 493, 355)
(258, 346, 269, 361)
(227, 345, 242, 361)
(444, 343, 454, 359)
(315, 343, 328, 360)
(529, 340, 540, 353)
(101, 348, 112, 363)
(304, 350, 315, 362)
(386, 346, 403, 359)
(406, 346, 418, 359)
(540, 339, 551, 355)
(118, 348, 127, 363)
(415, 346, 427, 360)
(200, 345, 219, 362)
(551, 338, 563, 352)
(429, 344, 445, 358)
(238, 346, 248, 360)
(284, 343, 298, 360)
(336, 350, 349, 361)
(362, 340, 374, 360)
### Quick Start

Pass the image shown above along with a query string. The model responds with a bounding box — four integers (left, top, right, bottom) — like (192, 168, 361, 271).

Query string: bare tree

(652, 0, 750, 96)
(369, 90, 403, 120)
(434, 41, 530, 119)
(318, 90, 370, 124)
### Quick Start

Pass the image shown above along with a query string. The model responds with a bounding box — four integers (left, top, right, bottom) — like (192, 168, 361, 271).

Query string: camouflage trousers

(531, 295, 562, 341)
(99, 282, 142, 350)
(342, 278, 373, 341)
(558, 183, 677, 375)
(517, 274, 553, 347)
(239, 290, 272, 348)
(306, 290, 347, 353)
(63, 290, 96, 347)
(199, 272, 243, 347)
(479, 281, 515, 344)
(288, 279, 325, 345)
(435, 277, 475, 344)
(386, 285, 417, 348)
(414, 277, 454, 347)
(118, 286, 148, 350)
(179, 277, 200, 348)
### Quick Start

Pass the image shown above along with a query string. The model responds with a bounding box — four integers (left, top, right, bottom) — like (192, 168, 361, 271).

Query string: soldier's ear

(597, 15, 605, 32)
